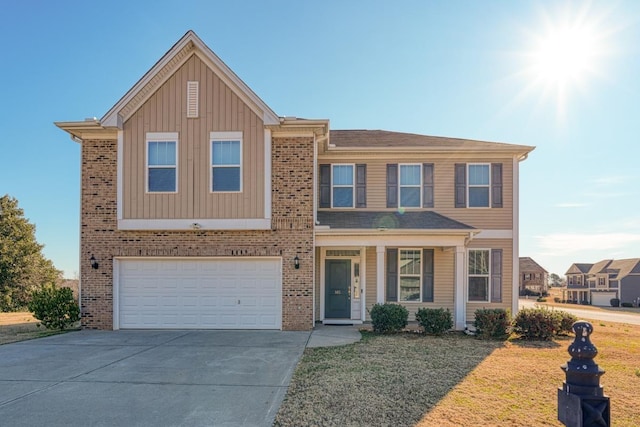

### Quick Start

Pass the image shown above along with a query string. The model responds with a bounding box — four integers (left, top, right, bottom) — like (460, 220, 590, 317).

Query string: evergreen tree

(0, 195, 61, 311)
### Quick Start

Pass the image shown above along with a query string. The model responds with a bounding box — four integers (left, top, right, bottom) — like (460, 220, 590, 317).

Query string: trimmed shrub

(415, 308, 452, 336)
(610, 298, 620, 307)
(28, 285, 80, 330)
(556, 311, 578, 335)
(554, 297, 561, 303)
(537, 297, 547, 302)
(474, 308, 511, 339)
(581, 300, 590, 305)
(513, 307, 560, 340)
(369, 303, 408, 334)
(621, 302, 633, 308)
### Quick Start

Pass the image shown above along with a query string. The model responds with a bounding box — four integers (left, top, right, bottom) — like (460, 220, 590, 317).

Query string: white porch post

(455, 246, 466, 330)
(376, 246, 385, 304)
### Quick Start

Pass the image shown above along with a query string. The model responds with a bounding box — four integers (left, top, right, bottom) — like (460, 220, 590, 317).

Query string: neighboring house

(55, 31, 534, 331)
(565, 259, 640, 306)
(518, 257, 548, 294)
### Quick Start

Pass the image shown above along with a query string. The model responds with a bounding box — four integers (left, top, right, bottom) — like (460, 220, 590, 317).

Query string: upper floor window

(399, 164, 421, 208)
(468, 164, 490, 207)
(455, 163, 502, 208)
(211, 132, 242, 192)
(332, 164, 354, 208)
(147, 133, 178, 193)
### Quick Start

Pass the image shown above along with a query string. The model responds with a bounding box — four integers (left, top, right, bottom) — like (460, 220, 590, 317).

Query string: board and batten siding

(466, 238, 514, 321)
(363, 246, 455, 321)
(122, 54, 265, 220)
(317, 156, 514, 230)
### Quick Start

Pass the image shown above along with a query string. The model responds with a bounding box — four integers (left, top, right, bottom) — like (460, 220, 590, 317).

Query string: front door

(325, 259, 351, 318)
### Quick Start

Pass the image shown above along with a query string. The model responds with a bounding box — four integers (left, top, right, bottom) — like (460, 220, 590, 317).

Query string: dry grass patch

(275, 321, 640, 427)
(0, 312, 64, 345)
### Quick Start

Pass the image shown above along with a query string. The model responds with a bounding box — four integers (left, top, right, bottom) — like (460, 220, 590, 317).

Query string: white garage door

(117, 258, 282, 329)
(591, 291, 617, 307)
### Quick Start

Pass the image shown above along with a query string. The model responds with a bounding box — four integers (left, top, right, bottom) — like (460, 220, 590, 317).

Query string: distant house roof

(588, 259, 613, 275)
(519, 257, 548, 273)
(316, 210, 474, 230)
(566, 263, 593, 275)
(565, 258, 640, 280)
(328, 130, 534, 156)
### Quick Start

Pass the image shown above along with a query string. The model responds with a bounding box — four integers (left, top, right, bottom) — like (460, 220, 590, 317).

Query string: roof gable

(519, 257, 548, 273)
(566, 263, 592, 275)
(101, 30, 279, 128)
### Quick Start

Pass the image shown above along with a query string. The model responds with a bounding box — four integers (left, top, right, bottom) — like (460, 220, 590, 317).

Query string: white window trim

(398, 163, 422, 208)
(467, 248, 490, 303)
(331, 163, 355, 208)
(398, 248, 422, 303)
(467, 163, 491, 209)
(146, 132, 178, 194)
(210, 131, 243, 193)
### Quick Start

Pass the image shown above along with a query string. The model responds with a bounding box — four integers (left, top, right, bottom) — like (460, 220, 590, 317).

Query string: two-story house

(56, 31, 534, 331)
(566, 259, 640, 306)
(518, 257, 548, 295)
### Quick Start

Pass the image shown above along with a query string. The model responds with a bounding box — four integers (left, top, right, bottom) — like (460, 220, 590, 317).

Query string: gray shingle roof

(519, 257, 548, 273)
(317, 210, 474, 230)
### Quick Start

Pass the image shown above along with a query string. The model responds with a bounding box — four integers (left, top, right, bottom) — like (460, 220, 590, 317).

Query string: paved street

(519, 298, 640, 325)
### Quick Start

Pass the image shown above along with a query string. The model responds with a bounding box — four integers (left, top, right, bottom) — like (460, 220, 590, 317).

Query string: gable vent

(187, 81, 199, 118)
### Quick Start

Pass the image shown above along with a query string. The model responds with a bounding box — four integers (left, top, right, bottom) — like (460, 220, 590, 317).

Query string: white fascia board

(118, 218, 271, 230)
(315, 233, 469, 247)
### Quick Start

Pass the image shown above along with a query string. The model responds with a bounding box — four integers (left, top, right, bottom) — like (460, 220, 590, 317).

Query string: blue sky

(1, 0, 639, 279)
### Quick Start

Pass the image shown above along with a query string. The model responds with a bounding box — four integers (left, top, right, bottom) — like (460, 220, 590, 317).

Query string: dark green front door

(325, 259, 351, 318)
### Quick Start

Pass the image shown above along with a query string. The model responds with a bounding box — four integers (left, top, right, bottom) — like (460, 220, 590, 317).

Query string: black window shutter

(422, 249, 434, 302)
(356, 164, 367, 208)
(491, 249, 503, 303)
(319, 164, 330, 208)
(386, 164, 398, 208)
(491, 163, 503, 208)
(454, 164, 466, 208)
(386, 248, 398, 302)
(423, 163, 434, 208)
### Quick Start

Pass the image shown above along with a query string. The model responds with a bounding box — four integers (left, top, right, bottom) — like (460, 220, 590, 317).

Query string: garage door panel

(592, 292, 616, 306)
(118, 258, 282, 329)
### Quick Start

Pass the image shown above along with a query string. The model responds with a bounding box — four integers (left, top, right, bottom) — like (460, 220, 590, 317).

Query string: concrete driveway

(0, 329, 310, 426)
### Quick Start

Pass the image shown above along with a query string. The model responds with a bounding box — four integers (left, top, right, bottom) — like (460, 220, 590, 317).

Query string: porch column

(455, 246, 466, 330)
(376, 245, 385, 304)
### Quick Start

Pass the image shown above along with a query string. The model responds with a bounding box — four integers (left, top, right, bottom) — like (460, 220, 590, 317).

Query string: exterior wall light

(294, 255, 300, 269)
(90, 255, 99, 270)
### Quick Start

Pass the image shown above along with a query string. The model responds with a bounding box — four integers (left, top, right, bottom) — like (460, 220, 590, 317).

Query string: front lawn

(275, 321, 640, 426)
(0, 312, 62, 344)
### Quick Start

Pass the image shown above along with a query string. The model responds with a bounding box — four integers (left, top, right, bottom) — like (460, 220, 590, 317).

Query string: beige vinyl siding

(363, 246, 455, 321)
(123, 54, 264, 220)
(466, 238, 514, 321)
(317, 156, 514, 230)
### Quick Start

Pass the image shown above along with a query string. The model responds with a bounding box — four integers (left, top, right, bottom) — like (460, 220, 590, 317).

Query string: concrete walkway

(307, 324, 363, 348)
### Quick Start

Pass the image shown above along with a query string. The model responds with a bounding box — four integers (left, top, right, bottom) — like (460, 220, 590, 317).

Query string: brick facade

(80, 136, 315, 331)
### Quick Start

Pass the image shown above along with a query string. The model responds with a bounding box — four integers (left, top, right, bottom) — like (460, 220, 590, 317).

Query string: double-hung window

(468, 164, 490, 207)
(147, 133, 177, 193)
(211, 132, 242, 192)
(332, 164, 354, 208)
(399, 249, 421, 302)
(468, 249, 490, 302)
(399, 164, 421, 208)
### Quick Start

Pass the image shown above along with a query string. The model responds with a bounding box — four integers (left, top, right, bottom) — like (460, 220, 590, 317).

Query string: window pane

(212, 167, 240, 191)
(148, 168, 176, 192)
(468, 277, 488, 301)
(469, 187, 489, 207)
(148, 141, 176, 166)
(400, 277, 421, 302)
(333, 165, 353, 185)
(400, 250, 421, 275)
(333, 187, 353, 207)
(469, 250, 489, 275)
(468, 165, 489, 185)
(212, 141, 240, 165)
(400, 165, 420, 185)
(400, 187, 420, 207)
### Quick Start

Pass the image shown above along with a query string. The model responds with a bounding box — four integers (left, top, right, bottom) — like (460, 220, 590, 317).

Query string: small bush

(581, 300, 590, 305)
(554, 297, 561, 303)
(556, 311, 578, 335)
(415, 308, 452, 336)
(621, 302, 633, 308)
(369, 303, 408, 334)
(537, 297, 547, 302)
(474, 308, 511, 339)
(28, 285, 80, 330)
(513, 307, 560, 340)
(610, 298, 620, 307)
